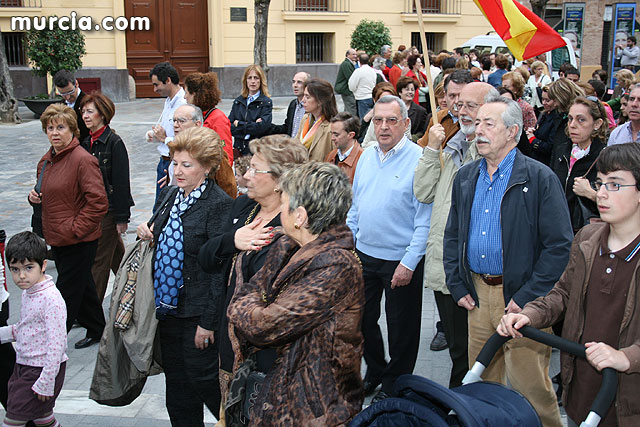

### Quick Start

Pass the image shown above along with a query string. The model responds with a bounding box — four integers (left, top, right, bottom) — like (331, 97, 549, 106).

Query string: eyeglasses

(591, 180, 637, 192)
(57, 84, 77, 97)
(455, 101, 483, 111)
(247, 167, 273, 177)
(372, 117, 400, 126)
(172, 117, 192, 125)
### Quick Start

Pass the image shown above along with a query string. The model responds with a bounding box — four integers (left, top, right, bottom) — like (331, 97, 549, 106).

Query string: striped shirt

(467, 148, 517, 275)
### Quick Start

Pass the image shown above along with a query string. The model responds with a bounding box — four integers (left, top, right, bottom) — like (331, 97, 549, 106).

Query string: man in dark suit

(270, 71, 309, 137)
(53, 70, 89, 142)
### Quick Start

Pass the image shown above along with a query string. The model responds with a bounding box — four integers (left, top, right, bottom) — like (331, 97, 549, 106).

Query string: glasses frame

(57, 83, 77, 97)
(591, 180, 637, 192)
(247, 167, 273, 177)
(372, 117, 401, 126)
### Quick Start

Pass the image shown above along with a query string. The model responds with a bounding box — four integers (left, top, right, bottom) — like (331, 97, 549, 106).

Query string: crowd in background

(1, 35, 640, 427)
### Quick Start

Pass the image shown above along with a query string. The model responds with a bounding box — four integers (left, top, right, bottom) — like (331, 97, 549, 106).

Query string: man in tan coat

(414, 82, 498, 387)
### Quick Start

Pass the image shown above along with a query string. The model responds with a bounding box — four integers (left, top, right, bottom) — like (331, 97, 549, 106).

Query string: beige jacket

(296, 115, 333, 162)
(413, 131, 479, 293)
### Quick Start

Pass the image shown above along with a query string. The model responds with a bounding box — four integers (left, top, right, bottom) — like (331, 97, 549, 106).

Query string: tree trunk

(254, 0, 271, 71)
(0, 32, 21, 123)
(529, 0, 549, 19)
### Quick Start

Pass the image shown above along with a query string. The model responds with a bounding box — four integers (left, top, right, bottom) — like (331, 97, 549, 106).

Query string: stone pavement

(0, 97, 562, 426)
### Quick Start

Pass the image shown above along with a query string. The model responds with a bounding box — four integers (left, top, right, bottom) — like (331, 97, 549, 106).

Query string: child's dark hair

(5, 231, 48, 268)
(596, 143, 640, 190)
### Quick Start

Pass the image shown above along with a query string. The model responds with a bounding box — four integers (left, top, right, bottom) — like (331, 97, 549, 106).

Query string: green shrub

(350, 19, 392, 57)
(25, 20, 86, 96)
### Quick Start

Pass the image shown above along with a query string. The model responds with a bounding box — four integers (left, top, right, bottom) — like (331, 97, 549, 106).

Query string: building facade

(2, 0, 492, 99)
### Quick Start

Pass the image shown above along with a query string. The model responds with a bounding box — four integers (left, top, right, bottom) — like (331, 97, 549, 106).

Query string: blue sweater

(346, 139, 432, 270)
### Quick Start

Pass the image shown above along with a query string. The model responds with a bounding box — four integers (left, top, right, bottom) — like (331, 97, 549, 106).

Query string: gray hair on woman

(249, 134, 309, 179)
(484, 94, 524, 141)
(279, 162, 352, 235)
(376, 95, 408, 119)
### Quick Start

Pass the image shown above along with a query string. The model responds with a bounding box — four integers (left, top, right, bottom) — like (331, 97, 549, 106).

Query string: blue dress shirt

(467, 148, 517, 275)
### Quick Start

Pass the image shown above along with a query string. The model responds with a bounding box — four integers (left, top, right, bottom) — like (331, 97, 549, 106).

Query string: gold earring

(294, 223, 300, 230)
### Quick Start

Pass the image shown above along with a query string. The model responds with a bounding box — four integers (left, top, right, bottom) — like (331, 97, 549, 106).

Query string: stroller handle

(474, 326, 617, 422)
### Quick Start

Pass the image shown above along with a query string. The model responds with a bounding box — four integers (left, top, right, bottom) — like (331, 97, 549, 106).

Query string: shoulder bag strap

(203, 108, 215, 121)
(147, 186, 179, 227)
(34, 160, 48, 193)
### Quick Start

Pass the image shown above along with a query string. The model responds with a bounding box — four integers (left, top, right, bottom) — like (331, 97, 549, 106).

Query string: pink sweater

(0, 275, 68, 396)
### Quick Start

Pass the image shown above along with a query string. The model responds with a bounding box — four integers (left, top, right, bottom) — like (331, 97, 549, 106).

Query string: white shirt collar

(337, 143, 355, 162)
(374, 136, 408, 163)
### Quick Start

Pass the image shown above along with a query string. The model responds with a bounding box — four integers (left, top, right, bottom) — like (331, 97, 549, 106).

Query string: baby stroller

(350, 326, 617, 427)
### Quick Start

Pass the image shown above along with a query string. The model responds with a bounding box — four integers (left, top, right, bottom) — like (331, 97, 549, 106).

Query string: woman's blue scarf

(153, 180, 208, 316)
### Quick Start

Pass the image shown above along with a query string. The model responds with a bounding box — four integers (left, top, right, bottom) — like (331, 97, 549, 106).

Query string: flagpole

(413, 0, 439, 125)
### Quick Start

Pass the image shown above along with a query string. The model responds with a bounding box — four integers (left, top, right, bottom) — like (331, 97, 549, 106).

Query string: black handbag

(31, 160, 48, 238)
(225, 354, 266, 426)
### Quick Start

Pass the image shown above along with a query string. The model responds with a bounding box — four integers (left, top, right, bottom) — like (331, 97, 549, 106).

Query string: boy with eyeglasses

(498, 142, 640, 426)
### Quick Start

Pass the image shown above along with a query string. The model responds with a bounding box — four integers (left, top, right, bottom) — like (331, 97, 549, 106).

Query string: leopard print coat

(227, 224, 364, 426)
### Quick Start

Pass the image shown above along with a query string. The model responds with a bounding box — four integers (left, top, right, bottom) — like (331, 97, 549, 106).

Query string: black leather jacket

(81, 126, 134, 223)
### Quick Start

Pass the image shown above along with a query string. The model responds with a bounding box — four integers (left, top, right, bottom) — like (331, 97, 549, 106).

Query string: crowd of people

(1, 38, 640, 427)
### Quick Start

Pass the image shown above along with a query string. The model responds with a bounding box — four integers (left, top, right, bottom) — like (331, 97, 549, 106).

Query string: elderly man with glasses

(347, 95, 432, 403)
(53, 70, 89, 142)
(414, 82, 499, 388)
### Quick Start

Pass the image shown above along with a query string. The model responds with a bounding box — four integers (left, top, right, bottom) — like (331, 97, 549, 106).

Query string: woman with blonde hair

(136, 126, 233, 426)
(198, 135, 308, 424)
(228, 64, 273, 157)
(527, 60, 552, 111)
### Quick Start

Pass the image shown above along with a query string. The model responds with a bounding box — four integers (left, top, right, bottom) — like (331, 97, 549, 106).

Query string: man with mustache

(444, 96, 573, 427)
(414, 82, 498, 388)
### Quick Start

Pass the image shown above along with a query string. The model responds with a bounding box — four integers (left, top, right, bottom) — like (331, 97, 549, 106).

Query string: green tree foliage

(350, 19, 392, 57)
(25, 21, 86, 79)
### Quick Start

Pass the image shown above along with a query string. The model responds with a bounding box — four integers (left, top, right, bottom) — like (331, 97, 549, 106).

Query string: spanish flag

(473, 0, 566, 61)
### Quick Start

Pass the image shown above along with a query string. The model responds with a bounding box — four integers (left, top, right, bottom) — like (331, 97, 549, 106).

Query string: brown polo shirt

(566, 227, 640, 426)
(325, 143, 364, 184)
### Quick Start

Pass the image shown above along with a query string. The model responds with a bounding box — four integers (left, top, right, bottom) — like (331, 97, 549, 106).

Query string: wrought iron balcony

(0, 0, 42, 7)
(283, 0, 350, 13)
(405, 0, 461, 15)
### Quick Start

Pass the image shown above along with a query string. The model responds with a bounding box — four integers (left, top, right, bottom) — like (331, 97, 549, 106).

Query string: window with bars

(3, 32, 27, 66)
(295, 0, 328, 11)
(412, 0, 441, 13)
(296, 33, 333, 63)
(411, 32, 444, 54)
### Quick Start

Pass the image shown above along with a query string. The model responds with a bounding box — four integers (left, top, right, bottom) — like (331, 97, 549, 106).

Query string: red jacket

(204, 108, 234, 164)
(36, 138, 108, 247)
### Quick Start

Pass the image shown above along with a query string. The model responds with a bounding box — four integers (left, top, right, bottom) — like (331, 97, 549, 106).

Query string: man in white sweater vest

(346, 96, 432, 403)
(348, 53, 378, 120)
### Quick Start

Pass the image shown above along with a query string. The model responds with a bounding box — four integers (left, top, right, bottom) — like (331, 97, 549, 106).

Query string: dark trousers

(356, 98, 374, 120)
(159, 316, 221, 426)
(434, 290, 469, 388)
(156, 157, 171, 206)
(51, 240, 105, 338)
(91, 212, 125, 302)
(0, 300, 16, 410)
(358, 250, 424, 392)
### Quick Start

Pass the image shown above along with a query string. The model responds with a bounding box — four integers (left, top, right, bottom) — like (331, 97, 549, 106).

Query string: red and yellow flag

(473, 0, 566, 61)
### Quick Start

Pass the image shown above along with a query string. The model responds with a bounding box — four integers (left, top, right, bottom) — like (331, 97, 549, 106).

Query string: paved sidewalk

(0, 97, 562, 425)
